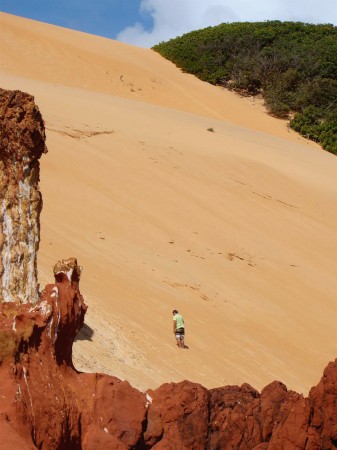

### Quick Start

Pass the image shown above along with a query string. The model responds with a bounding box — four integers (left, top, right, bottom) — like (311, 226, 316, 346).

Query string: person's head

(172, 309, 178, 315)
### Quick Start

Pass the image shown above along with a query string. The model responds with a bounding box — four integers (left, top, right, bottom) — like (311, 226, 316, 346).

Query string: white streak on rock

(16, 384, 22, 399)
(145, 393, 152, 408)
(50, 286, 59, 299)
(67, 268, 73, 282)
(23, 368, 35, 428)
(53, 296, 61, 344)
(29, 300, 52, 317)
(47, 316, 54, 338)
(1, 202, 13, 302)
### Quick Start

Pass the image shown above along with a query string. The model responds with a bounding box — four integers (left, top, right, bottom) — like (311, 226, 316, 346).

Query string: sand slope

(1, 12, 336, 394)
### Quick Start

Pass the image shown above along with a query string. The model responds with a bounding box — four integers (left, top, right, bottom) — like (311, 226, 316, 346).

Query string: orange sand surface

(1, 12, 336, 394)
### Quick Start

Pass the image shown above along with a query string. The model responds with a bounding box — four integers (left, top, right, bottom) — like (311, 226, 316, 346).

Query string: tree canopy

(153, 22, 337, 154)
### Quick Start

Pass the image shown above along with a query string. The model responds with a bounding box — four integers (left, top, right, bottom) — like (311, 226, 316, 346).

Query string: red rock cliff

(0, 89, 336, 450)
(0, 265, 336, 449)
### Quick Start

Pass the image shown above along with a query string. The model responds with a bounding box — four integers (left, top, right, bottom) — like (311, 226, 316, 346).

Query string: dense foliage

(153, 22, 337, 154)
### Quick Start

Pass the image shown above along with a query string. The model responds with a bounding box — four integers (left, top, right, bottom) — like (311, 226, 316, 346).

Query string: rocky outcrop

(0, 88, 336, 449)
(0, 258, 148, 450)
(0, 268, 336, 449)
(0, 89, 47, 303)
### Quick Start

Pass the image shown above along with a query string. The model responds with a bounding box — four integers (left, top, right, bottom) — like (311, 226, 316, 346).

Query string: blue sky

(1, 0, 337, 47)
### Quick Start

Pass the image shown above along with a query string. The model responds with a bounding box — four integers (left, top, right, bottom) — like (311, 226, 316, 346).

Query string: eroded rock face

(0, 258, 148, 450)
(0, 89, 47, 303)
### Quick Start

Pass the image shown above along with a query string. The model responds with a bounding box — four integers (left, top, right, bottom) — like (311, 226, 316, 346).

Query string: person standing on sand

(173, 309, 185, 348)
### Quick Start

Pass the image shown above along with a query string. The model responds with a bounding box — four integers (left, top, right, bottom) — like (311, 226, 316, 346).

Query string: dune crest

(0, 12, 316, 141)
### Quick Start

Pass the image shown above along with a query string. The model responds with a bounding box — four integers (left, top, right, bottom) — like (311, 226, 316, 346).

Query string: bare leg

(177, 337, 184, 348)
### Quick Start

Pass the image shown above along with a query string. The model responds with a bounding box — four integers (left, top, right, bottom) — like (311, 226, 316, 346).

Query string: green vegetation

(153, 22, 337, 154)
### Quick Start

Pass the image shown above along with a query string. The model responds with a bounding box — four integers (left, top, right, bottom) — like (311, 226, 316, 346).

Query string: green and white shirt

(173, 314, 184, 329)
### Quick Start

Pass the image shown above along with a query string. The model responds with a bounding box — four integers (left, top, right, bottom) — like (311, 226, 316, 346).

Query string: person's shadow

(183, 345, 189, 349)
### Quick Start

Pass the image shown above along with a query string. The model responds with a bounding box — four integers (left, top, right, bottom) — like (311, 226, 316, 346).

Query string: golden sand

(1, 12, 336, 394)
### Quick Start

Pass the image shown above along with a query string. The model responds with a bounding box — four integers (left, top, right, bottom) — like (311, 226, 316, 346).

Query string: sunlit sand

(1, 12, 336, 394)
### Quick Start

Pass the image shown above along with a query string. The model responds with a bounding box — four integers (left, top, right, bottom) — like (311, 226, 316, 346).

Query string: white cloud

(116, 0, 337, 47)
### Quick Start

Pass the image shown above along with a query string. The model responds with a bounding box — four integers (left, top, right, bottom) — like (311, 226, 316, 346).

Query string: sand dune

(1, 12, 336, 394)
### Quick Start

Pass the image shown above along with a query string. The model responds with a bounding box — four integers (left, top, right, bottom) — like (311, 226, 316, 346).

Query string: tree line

(153, 21, 337, 154)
